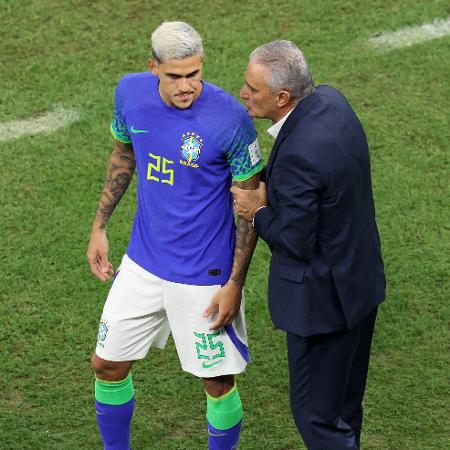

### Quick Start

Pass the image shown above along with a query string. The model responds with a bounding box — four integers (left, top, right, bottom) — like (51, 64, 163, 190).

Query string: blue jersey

(110, 73, 263, 285)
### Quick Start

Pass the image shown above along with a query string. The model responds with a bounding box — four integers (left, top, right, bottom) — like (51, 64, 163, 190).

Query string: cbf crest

(97, 320, 109, 348)
(180, 132, 203, 168)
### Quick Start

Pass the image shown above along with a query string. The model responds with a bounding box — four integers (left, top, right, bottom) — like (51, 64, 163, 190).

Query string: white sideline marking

(0, 106, 80, 142)
(369, 17, 450, 50)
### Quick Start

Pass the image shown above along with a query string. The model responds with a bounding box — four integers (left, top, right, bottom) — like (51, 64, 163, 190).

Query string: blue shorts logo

(180, 132, 203, 168)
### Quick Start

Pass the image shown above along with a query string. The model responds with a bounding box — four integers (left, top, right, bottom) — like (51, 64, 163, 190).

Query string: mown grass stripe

(369, 16, 450, 51)
(0, 106, 80, 142)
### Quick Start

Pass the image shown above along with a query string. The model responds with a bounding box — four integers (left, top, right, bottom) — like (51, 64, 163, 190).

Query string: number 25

(147, 153, 174, 185)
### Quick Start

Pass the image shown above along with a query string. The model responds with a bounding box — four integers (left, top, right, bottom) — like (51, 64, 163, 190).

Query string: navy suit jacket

(254, 85, 385, 337)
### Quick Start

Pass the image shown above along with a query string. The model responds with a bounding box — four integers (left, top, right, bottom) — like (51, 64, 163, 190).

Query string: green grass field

(1, 0, 449, 448)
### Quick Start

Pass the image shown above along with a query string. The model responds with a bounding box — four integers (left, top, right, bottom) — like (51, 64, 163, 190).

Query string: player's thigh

(163, 282, 249, 378)
(95, 255, 171, 362)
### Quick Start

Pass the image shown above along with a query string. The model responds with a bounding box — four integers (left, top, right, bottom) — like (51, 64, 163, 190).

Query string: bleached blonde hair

(151, 21, 203, 62)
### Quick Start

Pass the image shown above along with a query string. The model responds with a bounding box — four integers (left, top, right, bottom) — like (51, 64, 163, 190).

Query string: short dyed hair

(151, 21, 203, 62)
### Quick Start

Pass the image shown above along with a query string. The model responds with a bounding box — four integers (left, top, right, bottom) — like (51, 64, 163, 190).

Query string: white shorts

(95, 254, 249, 378)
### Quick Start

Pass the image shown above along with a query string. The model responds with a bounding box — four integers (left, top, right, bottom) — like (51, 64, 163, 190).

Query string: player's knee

(202, 374, 235, 397)
(91, 353, 106, 374)
(91, 353, 131, 381)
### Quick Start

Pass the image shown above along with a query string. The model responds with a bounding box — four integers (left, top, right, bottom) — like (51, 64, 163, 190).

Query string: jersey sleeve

(226, 111, 263, 181)
(110, 80, 132, 143)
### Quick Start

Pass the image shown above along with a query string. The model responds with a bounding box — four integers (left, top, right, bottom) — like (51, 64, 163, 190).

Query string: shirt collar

(267, 108, 295, 139)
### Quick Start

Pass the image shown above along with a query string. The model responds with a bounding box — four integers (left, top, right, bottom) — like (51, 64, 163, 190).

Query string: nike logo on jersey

(202, 360, 223, 369)
(130, 125, 149, 134)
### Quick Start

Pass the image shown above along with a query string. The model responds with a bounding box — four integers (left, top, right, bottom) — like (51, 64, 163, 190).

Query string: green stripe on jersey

(110, 123, 132, 144)
(232, 161, 264, 181)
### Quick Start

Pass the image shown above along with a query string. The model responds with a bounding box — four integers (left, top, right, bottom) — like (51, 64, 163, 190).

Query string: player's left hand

(203, 282, 242, 330)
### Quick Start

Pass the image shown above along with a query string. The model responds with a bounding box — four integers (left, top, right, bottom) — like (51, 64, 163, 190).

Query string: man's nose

(240, 86, 248, 99)
(178, 77, 190, 92)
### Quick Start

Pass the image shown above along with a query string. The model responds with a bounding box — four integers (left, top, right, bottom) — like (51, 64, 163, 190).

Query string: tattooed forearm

(229, 174, 260, 286)
(110, 172, 132, 199)
(93, 142, 136, 230)
(230, 216, 257, 286)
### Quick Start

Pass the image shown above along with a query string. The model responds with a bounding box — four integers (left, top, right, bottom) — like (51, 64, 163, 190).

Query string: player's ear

(149, 58, 159, 75)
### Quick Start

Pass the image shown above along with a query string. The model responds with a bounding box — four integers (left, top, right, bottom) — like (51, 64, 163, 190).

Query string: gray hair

(250, 40, 314, 102)
(151, 21, 203, 62)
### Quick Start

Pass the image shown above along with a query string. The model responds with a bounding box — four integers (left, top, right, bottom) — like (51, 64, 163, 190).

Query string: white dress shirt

(267, 108, 295, 139)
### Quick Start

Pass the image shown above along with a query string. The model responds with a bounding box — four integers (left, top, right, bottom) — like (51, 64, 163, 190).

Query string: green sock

(206, 384, 243, 430)
(95, 374, 134, 405)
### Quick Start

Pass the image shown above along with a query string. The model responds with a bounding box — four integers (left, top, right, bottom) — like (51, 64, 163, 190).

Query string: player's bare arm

(229, 174, 260, 286)
(87, 141, 135, 281)
(204, 173, 260, 329)
(94, 141, 136, 229)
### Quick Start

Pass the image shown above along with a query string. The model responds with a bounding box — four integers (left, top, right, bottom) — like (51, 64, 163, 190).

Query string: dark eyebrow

(186, 69, 201, 77)
(165, 69, 201, 78)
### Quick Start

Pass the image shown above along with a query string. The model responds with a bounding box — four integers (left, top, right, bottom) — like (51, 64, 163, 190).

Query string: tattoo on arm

(229, 174, 260, 286)
(94, 142, 136, 230)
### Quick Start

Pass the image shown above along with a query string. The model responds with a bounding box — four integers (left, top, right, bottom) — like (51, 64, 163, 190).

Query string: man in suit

(231, 40, 386, 450)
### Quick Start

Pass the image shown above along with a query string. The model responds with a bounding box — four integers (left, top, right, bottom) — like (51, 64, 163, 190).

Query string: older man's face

(240, 62, 280, 121)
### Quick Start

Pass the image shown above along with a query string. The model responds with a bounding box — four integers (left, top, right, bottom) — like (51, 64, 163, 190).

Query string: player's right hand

(86, 229, 114, 282)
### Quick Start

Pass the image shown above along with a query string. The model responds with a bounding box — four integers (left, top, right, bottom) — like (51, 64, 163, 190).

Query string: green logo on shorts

(194, 331, 226, 368)
(202, 360, 223, 369)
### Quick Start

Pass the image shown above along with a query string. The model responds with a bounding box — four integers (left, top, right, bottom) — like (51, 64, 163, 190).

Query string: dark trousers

(287, 308, 378, 450)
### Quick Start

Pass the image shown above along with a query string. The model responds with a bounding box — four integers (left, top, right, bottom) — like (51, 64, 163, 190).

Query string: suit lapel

(266, 89, 322, 177)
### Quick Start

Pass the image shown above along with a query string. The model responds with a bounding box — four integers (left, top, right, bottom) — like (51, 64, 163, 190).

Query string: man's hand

(230, 181, 267, 221)
(87, 229, 114, 282)
(202, 282, 242, 331)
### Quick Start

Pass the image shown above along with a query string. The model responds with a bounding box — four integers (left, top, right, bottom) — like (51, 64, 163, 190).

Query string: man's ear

(276, 90, 292, 108)
(148, 58, 159, 75)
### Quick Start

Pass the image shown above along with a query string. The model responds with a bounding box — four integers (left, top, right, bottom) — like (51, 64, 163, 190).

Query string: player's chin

(174, 98, 194, 109)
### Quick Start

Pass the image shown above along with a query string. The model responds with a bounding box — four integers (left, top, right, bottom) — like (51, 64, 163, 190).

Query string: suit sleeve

(254, 152, 321, 261)
(259, 166, 267, 183)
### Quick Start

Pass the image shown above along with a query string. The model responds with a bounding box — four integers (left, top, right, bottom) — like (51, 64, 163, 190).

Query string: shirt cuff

(252, 206, 267, 227)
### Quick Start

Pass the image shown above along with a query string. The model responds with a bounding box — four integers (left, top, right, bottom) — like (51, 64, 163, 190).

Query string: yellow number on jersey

(147, 153, 174, 186)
